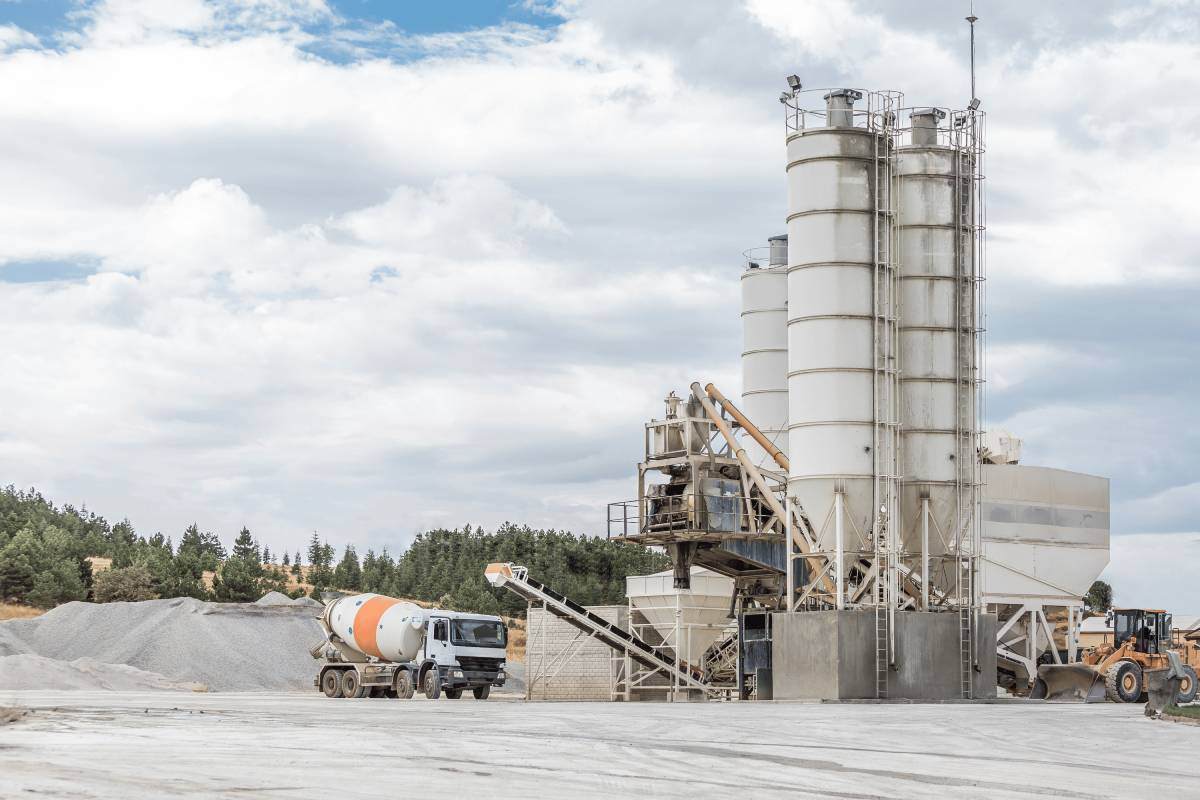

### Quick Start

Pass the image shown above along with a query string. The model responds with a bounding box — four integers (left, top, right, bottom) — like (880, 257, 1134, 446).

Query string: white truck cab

(420, 610, 508, 700)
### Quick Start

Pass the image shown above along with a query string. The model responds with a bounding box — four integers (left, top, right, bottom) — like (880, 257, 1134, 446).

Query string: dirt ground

(1, 691, 1198, 799)
(0, 603, 43, 621)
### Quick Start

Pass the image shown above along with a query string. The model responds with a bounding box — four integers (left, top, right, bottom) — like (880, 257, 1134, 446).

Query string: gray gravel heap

(0, 597, 324, 692)
(0, 654, 206, 692)
(253, 591, 293, 606)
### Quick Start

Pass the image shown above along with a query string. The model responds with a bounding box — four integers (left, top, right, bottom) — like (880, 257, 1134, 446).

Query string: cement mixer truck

(311, 593, 507, 700)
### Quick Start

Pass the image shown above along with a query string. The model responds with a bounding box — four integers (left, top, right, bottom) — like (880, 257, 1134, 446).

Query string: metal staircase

(484, 562, 709, 691)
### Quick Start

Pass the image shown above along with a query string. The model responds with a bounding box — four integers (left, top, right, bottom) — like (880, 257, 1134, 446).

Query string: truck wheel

(444, 689, 462, 699)
(1105, 660, 1142, 703)
(1178, 666, 1198, 705)
(422, 669, 441, 700)
(321, 670, 342, 698)
(473, 685, 490, 700)
(394, 671, 414, 699)
(341, 669, 367, 699)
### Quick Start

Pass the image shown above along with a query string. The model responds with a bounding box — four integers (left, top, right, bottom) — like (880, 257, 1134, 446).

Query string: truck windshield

(451, 619, 507, 648)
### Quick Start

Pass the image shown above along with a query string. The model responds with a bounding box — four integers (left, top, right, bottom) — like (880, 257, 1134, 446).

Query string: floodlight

(779, 92, 792, 104)
(968, 97, 981, 111)
(786, 74, 802, 91)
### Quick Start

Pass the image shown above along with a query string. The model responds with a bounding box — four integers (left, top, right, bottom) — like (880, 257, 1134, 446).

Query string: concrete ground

(1, 691, 1198, 799)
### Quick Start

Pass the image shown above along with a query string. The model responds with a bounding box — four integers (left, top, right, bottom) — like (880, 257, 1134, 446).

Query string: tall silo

(894, 108, 981, 605)
(740, 235, 789, 467)
(784, 88, 899, 597)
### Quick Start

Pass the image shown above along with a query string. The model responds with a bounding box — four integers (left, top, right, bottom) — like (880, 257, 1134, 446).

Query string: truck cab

(419, 610, 508, 700)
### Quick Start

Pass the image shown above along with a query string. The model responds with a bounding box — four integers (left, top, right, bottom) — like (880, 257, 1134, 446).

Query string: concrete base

(771, 610, 997, 700)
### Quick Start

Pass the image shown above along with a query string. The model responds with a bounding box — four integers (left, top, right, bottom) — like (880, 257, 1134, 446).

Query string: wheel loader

(1032, 608, 1198, 704)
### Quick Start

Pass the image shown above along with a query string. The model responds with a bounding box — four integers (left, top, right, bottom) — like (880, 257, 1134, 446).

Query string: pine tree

(212, 527, 266, 602)
(332, 545, 361, 591)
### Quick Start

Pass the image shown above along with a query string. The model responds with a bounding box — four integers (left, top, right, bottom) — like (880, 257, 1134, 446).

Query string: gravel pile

(0, 654, 205, 692)
(0, 597, 324, 692)
(254, 591, 293, 606)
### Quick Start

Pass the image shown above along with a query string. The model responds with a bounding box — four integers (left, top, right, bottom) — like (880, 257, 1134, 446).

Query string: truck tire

(341, 669, 367, 699)
(321, 670, 342, 698)
(423, 669, 441, 700)
(394, 671, 414, 699)
(473, 685, 490, 700)
(1105, 660, 1142, 703)
(444, 689, 462, 699)
(1178, 666, 1198, 705)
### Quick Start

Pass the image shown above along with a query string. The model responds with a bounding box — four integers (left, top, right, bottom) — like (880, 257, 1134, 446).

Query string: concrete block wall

(525, 605, 627, 701)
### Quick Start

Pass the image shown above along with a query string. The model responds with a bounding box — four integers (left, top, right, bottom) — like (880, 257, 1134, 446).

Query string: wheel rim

(1123, 673, 1135, 692)
(1183, 676, 1193, 695)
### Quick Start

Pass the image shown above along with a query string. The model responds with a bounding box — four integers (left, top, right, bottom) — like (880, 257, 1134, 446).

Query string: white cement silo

(741, 235, 789, 467)
(784, 89, 891, 566)
(894, 108, 980, 602)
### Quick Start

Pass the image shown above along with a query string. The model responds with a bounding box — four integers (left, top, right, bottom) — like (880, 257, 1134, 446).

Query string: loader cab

(1110, 608, 1171, 655)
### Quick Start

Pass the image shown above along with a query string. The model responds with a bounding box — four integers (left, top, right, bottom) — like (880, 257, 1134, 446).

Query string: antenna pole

(967, 8, 978, 101)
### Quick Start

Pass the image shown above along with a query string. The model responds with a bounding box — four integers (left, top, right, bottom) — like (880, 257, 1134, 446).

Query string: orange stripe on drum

(353, 596, 401, 658)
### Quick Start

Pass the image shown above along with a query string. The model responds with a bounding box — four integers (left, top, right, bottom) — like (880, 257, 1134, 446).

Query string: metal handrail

(607, 491, 775, 540)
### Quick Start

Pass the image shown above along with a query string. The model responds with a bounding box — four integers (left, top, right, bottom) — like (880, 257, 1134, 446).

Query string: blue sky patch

(0, 258, 99, 283)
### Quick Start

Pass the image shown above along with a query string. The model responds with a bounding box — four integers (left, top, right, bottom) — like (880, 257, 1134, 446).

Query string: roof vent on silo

(823, 89, 863, 127)
(910, 108, 947, 146)
(768, 234, 788, 266)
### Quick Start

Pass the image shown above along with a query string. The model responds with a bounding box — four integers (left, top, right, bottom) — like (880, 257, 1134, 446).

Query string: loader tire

(1029, 679, 1048, 700)
(341, 669, 367, 699)
(1105, 660, 1142, 703)
(394, 671, 415, 700)
(423, 669, 441, 700)
(321, 670, 342, 698)
(473, 685, 491, 700)
(1178, 666, 1198, 705)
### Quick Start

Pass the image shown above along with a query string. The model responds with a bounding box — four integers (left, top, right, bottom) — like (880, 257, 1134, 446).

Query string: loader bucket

(1143, 669, 1183, 717)
(1032, 664, 1106, 703)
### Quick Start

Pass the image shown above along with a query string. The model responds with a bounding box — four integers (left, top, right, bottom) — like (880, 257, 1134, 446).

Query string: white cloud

(0, 23, 37, 50)
(72, 0, 333, 46)
(0, 0, 1194, 563)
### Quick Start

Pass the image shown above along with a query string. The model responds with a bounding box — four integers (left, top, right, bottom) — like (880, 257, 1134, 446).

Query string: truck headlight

(452, 669, 464, 678)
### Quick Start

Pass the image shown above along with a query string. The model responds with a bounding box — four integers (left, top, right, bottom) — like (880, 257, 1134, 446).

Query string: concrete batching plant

(605, 80, 1110, 701)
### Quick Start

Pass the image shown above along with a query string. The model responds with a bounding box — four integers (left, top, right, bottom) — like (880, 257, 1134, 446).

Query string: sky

(0, 0, 1196, 610)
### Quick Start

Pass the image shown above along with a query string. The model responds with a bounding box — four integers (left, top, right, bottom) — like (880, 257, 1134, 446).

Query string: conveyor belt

(484, 562, 707, 689)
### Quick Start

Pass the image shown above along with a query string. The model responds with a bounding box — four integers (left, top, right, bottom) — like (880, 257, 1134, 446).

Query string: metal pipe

(704, 382, 788, 472)
(835, 491, 845, 610)
(689, 382, 833, 596)
(921, 497, 930, 611)
(785, 496, 794, 613)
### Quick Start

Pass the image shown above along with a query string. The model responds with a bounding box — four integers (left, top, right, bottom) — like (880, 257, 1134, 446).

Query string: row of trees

(0, 486, 668, 615)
